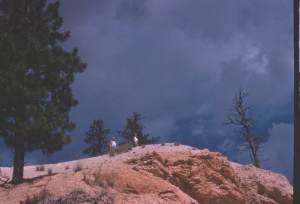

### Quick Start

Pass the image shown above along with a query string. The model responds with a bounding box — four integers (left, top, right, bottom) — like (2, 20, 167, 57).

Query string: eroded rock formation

(0, 144, 293, 204)
(125, 149, 292, 204)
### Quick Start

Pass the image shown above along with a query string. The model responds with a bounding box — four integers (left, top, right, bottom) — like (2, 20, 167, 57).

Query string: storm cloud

(0, 0, 294, 183)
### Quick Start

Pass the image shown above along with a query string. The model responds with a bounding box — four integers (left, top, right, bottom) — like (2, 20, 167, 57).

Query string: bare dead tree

(225, 88, 263, 168)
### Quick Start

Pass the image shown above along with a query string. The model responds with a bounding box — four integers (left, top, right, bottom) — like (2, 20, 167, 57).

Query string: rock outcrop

(0, 144, 293, 204)
(125, 148, 293, 204)
(231, 162, 293, 204)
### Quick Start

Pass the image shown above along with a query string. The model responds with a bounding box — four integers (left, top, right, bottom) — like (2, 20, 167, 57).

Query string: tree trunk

(245, 125, 260, 168)
(250, 141, 260, 168)
(11, 140, 25, 184)
(248, 134, 260, 168)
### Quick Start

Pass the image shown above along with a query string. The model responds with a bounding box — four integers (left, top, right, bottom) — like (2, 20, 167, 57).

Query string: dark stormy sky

(0, 0, 294, 183)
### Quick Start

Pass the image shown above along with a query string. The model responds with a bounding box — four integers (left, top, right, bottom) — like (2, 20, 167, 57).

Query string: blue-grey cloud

(0, 0, 294, 183)
(261, 123, 293, 183)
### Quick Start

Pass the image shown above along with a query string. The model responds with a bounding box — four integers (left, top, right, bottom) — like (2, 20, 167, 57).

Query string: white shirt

(111, 141, 116, 147)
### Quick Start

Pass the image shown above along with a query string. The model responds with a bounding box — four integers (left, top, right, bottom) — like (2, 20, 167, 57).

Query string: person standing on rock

(110, 137, 117, 151)
(133, 133, 138, 147)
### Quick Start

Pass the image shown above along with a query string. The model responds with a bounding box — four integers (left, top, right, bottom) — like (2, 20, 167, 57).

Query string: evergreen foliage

(0, 0, 87, 183)
(117, 112, 160, 145)
(82, 120, 110, 157)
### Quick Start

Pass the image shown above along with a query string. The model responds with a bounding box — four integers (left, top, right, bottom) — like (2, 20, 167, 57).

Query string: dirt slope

(0, 143, 293, 204)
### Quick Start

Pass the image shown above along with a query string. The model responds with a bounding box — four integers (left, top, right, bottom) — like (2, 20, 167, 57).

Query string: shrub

(47, 168, 53, 175)
(22, 195, 39, 204)
(109, 143, 133, 157)
(67, 189, 85, 203)
(36, 165, 45, 171)
(74, 163, 83, 172)
(20, 189, 50, 204)
(96, 191, 114, 203)
(71, 189, 85, 195)
(116, 143, 133, 154)
(95, 177, 107, 188)
(82, 173, 89, 184)
(93, 171, 107, 188)
(82, 169, 115, 189)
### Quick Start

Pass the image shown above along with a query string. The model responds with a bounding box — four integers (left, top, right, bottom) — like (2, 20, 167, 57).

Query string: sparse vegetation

(83, 173, 88, 183)
(109, 143, 133, 157)
(67, 189, 85, 203)
(187, 158, 193, 166)
(74, 163, 83, 172)
(117, 143, 133, 153)
(70, 188, 85, 195)
(94, 176, 108, 188)
(0, 168, 9, 185)
(36, 165, 45, 171)
(96, 191, 114, 203)
(19, 188, 115, 204)
(21, 195, 39, 204)
(47, 168, 53, 175)
(20, 189, 50, 204)
(82, 165, 115, 189)
(6, 143, 292, 204)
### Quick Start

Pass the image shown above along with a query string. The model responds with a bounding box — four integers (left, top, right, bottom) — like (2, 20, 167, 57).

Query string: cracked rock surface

(0, 143, 293, 204)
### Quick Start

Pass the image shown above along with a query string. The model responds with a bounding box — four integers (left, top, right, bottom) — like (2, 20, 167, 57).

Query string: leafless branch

(225, 88, 264, 168)
(0, 169, 10, 186)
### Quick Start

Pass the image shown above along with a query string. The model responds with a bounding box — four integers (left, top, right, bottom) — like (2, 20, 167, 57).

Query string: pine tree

(0, 0, 87, 183)
(82, 120, 110, 157)
(117, 112, 160, 145)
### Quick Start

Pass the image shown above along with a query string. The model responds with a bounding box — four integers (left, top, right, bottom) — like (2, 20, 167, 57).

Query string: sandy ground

(0, 143, 197, 182)
(0, 143, 200, 204)
(0, 143, 293, 204)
